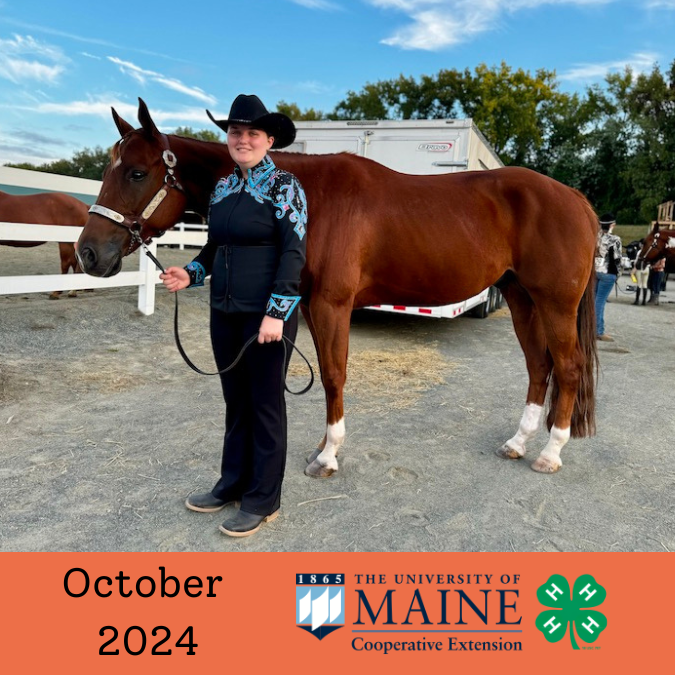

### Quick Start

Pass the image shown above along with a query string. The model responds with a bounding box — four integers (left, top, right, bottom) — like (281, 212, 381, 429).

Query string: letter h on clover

(535, 574, 607, 650)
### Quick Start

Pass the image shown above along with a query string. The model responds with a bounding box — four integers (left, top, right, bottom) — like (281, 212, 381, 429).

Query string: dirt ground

(1, 243, 673, 552)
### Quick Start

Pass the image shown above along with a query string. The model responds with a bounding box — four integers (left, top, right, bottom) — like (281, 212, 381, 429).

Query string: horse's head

(636, 223, 675, 269)
(77, 99, 188, 277)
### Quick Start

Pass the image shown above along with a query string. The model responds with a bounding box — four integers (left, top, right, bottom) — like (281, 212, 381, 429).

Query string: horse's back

(272, 153, 597, 303)
(0, 190, 89, 226)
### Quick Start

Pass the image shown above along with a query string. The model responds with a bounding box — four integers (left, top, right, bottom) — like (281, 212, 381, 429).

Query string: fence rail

(0, 222, 207, 315)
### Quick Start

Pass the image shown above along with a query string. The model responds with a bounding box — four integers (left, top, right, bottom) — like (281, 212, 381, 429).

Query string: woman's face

(227, 124, 274, 171)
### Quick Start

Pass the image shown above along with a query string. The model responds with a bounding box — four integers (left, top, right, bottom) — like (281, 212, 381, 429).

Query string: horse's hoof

(67, 291, 78, 298)
(496, 443, 523, 460)
(48, 293, 60, 300)
(531, 456, 561, 473)
(306, 448, 321, 464)
(305, 460, 336, 478)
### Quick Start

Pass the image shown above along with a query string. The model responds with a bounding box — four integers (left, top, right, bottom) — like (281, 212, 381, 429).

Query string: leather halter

(88, 134, 184, 253)
(637, 232, 662, 264)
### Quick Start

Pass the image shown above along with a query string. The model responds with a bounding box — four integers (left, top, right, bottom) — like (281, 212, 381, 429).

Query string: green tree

(332, 64, 566, 165)
(333, 74, 460, 120)
(276, 101, 326, 121)
(173, 126, 222, 142)
(333, 81, 393, 120)
(5, 146, 110, 180)
(456, 63, 562, 165)
(621, 61, 675, 221)
(528, 92, 597, 186)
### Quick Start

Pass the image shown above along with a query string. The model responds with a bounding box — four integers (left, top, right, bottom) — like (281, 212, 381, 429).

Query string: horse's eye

(130, 170, 146, 182)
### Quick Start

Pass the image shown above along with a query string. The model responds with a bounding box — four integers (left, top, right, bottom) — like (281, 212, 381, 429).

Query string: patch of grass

(614, 225, 651, 248)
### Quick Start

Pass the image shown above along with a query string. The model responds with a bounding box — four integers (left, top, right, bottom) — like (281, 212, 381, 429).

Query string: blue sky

(0, 0, 673, 165)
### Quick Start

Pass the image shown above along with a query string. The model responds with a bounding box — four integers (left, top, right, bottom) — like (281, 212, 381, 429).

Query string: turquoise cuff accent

(185, 261, 205, 287)
(266, 294, 301, 321)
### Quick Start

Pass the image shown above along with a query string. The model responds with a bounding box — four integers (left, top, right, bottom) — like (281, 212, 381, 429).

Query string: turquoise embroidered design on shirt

(274, 179, 307, 240)
(185, 261, 205, 287)
(266, 294, 301, 321)
(211, 173, 243, 204)
(209, 156, 307, 240)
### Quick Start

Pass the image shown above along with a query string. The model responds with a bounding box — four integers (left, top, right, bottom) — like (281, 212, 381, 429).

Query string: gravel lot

(1, 243, 673, 552)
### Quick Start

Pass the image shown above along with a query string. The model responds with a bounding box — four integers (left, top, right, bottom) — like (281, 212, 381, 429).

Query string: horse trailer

(283, 119, 504, 318)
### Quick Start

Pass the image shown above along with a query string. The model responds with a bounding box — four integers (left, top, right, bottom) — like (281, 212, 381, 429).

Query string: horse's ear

(137, 98, 160, 138)
(653, 222, 661, 234)
(111, 108, 134, 137)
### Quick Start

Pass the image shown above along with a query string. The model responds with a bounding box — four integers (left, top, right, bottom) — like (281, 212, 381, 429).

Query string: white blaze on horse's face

(667, 237, 675, 249)
(112, 138, 125, 170)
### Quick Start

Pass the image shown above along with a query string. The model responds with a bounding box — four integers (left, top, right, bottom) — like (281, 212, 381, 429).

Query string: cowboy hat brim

(206, 109, 296, 149)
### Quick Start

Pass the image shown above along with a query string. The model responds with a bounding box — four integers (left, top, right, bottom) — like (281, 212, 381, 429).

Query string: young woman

(160, 94, 307, 537)
(594, 212, 622, 341)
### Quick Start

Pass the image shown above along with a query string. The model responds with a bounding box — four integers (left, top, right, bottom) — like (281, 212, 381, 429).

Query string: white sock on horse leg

(537, 425, 570, 468)
(317, 419, 345, 470)
(504, 403, 543, 456)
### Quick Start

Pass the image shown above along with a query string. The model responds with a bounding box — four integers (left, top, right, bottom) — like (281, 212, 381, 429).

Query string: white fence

(0, 222, 207, 315)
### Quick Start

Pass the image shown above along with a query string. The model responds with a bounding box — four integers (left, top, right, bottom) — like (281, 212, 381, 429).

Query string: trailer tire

(489, 287, 503, 312)
(472, 299, 489, 319)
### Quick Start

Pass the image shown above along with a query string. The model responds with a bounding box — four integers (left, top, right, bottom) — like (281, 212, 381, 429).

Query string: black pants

(209, 309, 298, 515)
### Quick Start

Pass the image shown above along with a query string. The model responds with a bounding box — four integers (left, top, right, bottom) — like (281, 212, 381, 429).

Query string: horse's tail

(546, 193, 598, 438)
(546, 272, 598, 437)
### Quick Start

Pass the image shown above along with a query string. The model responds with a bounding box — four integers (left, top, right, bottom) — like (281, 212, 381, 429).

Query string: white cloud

(295, 80, 339, 94)
(107, 56, 216, 105)
(0, 17, 193, 64)
(0, 34, 68, 84)
(381, 8, 491, 49)
(368, 0, 613, 50)
(14, 95, 216, 128)
(559, 51, 659, 81)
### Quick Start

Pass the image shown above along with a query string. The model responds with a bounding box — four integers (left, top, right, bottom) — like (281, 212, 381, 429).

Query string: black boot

(653, 294, 660, 306)
(633, 288, 641, 305)
(642, 289, 648, 305)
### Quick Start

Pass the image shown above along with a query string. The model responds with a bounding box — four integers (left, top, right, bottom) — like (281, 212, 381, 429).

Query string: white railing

(174, 222, 208, 250)
(0, 222, 207, 315)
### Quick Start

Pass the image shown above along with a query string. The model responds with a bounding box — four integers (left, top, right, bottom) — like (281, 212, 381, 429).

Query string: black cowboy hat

(206, 94, 296, 149)
(598, 212, 616, 225)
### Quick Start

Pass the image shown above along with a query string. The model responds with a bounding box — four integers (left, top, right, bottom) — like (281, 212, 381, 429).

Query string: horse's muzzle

(77, 244, 122, 277)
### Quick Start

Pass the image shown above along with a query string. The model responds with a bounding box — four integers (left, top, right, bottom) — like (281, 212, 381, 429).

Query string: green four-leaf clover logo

(535, 574, 607, 649)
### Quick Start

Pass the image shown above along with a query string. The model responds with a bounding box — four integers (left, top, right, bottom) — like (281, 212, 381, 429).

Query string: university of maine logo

(296, 574, 345, 640)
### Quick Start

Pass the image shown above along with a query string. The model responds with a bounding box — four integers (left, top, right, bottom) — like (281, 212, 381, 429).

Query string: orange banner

(0, 553, 670, 673)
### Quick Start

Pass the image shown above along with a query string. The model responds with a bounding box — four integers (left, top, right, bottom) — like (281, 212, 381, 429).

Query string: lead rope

(143, 246, 314, 395)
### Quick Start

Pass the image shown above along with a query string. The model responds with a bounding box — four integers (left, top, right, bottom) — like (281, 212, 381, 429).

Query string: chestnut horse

(77, 100, 598, 476)
(1, 189, 89, 298)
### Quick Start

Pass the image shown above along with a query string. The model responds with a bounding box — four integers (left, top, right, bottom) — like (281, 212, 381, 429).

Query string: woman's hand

(160, 266, 190, 293)
(258, 315, 283, 343)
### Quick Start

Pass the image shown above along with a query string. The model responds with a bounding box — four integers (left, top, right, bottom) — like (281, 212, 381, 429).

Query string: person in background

(594, 212, 622, 341)
(631, 240, 650, 306)
(648, 256, 666, 305)
(159, 94, 307, 537)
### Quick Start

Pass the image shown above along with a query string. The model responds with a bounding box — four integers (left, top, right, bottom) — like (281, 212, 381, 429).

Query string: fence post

(178, 222, 185, 251)
(137, 241, 157, 315)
